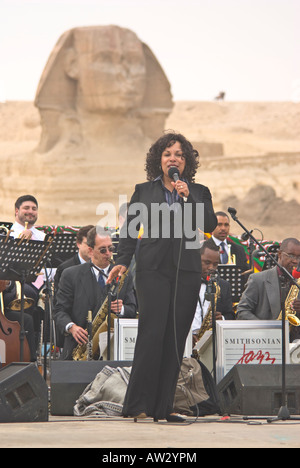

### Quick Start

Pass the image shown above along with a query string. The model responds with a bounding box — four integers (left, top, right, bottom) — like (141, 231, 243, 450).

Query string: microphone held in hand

(168, 166, 187, 202)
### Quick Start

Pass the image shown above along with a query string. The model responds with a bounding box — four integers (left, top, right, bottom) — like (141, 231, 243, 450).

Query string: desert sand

(0, 99, 299, 241)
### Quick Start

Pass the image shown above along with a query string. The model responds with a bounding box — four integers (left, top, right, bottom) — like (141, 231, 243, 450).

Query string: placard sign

(114, 319, 138, 361)
(113, 319, 193, 361)
(216, 320, 290, 384)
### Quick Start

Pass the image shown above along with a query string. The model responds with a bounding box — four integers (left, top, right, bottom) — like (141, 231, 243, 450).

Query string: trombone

(8, 281, 34, 311)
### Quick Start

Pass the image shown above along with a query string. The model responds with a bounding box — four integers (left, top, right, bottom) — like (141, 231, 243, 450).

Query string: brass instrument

(197, 280, 221, 341)
(0, 225, 9, 234)
(227, 244, 236, 265)
(72, 270, 128, 361)
(8, 281, 34, 311)
(277, 279, 300, 327)
(86, 310, 93, 361)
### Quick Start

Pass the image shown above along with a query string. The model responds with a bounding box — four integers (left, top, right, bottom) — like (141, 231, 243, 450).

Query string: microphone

(241, 230, 253, 242)
(293, 262, 300, 279)
(228, 207, 237, 220)
(168, 166, 187, 202)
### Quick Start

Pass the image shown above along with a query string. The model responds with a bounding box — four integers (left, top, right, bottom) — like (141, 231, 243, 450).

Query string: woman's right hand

(107, 265, 127, 284)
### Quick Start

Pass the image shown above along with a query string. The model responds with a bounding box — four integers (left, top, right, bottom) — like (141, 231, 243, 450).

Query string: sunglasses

(99, 246, 115, 254)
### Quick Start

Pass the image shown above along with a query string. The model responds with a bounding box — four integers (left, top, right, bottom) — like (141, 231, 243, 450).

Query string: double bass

(0, 280, 31, 367)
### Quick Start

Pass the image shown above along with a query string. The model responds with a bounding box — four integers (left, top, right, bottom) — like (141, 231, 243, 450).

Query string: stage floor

(1, 414, 300, 448)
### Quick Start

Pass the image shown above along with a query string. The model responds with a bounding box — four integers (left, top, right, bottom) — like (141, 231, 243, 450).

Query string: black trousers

(123, 245, 201, 419)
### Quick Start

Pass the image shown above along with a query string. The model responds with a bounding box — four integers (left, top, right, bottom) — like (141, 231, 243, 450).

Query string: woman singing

(107, 132, 217, 422)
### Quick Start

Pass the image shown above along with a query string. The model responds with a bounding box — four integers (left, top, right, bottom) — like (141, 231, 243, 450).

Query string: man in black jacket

(192, 239, 235, 344)
(54, 227, 137, 359)
(211, 211, 249, 272)
(53, 225, 94, 296)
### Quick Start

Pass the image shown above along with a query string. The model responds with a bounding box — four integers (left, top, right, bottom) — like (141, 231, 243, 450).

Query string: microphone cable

(170, 196, 201, 426)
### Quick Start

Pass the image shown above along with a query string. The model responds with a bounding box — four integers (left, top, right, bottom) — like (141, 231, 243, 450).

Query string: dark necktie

(98, 270, 105, 288)
(220, 241, 228, 264)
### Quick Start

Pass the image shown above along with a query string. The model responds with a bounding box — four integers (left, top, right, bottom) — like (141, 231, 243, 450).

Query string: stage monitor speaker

(50, 360, 132, 416)
(0, 363, 48, 423)
(217, 364, 300, 416)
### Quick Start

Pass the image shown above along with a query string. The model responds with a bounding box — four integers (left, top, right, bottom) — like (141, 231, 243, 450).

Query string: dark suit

(237, 266, 281, 321)
(54, 253, 81, 296)
(228, 239, 249, 272)
(212, 237, 249, 272)
(217, 278, 235, 319)
(116, 179, 217, 419)
(53, 262, 137, 359)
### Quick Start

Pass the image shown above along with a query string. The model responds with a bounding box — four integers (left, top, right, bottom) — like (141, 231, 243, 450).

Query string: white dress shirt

(11, 221, 46, 241)
(192, 283, 210, 333)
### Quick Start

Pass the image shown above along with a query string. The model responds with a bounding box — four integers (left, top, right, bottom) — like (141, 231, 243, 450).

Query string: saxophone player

(192, 239, 235, 345)
(237, 238, 300, 342)
(53, 227, 137, 360)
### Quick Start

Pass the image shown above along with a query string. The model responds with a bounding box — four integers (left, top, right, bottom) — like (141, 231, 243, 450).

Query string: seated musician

(53, 226, 137, 360)
(237, 237, 300, 342)
(0, 280, 37, 361)
(53, 224, 94, 296)
(192, 239, 235, 346)
(8, 195, 46, 352)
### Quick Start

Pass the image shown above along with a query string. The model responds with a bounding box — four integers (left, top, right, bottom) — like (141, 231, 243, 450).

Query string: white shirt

(11, 221, 46, 241)
(212, 235, 228, 252)
(192, 283, 210, 333)
(10, 221, 46, 289)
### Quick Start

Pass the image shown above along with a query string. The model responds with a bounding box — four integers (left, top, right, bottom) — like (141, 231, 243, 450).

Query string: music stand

(45, 233, 78, 268)
(218, 265, 244, 303)
(0, 234, 53, 361)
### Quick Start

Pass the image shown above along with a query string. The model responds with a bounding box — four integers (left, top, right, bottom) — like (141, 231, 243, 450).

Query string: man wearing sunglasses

(237, 237, 300, 341)
(54, 227, 137, 359)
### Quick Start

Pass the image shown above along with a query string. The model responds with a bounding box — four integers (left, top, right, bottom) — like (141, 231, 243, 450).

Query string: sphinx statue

(34, 25, 173, 153)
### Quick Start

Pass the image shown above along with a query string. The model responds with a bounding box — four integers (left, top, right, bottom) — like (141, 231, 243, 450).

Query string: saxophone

(72, 270, 128, 361)
(197, 281, 221, 341)
(277, 279, 300, 327)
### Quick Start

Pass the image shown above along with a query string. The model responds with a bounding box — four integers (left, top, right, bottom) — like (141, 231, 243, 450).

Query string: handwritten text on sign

(216, 321, 289, 383)
(224, 330, 282, 373)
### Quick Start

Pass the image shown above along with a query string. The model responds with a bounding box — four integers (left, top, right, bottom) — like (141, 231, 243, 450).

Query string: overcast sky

(1, 0, 299, 102)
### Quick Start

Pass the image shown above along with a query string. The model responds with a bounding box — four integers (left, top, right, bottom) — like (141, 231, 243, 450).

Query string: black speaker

(217, 364, 300, 416)
(50, 360, 132, 415)
(0, 363, 48, 423)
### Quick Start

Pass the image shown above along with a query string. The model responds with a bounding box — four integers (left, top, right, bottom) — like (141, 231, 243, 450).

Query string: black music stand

(46, 233, 77, 268)
(227, 207, 300, 422)
(218, 265, 244, 303)
(0, 234, 53, 361)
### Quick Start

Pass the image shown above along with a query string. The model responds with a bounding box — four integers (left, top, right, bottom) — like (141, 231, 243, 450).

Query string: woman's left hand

(171, 180, 189, 199)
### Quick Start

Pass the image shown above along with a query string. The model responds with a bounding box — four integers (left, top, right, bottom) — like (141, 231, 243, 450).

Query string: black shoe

(166, 413, 186, 423)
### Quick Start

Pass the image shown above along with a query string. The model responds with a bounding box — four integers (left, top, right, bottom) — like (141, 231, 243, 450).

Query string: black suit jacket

(117, 179, 217, 272)
(217, 278, 235, 320)
(54, 253, 81, 296)
(228, 239, 249, 272)
(53, 261, 137, 358)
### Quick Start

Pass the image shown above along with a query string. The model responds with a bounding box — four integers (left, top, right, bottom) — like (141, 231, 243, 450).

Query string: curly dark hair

(145, 132, 199, 182)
